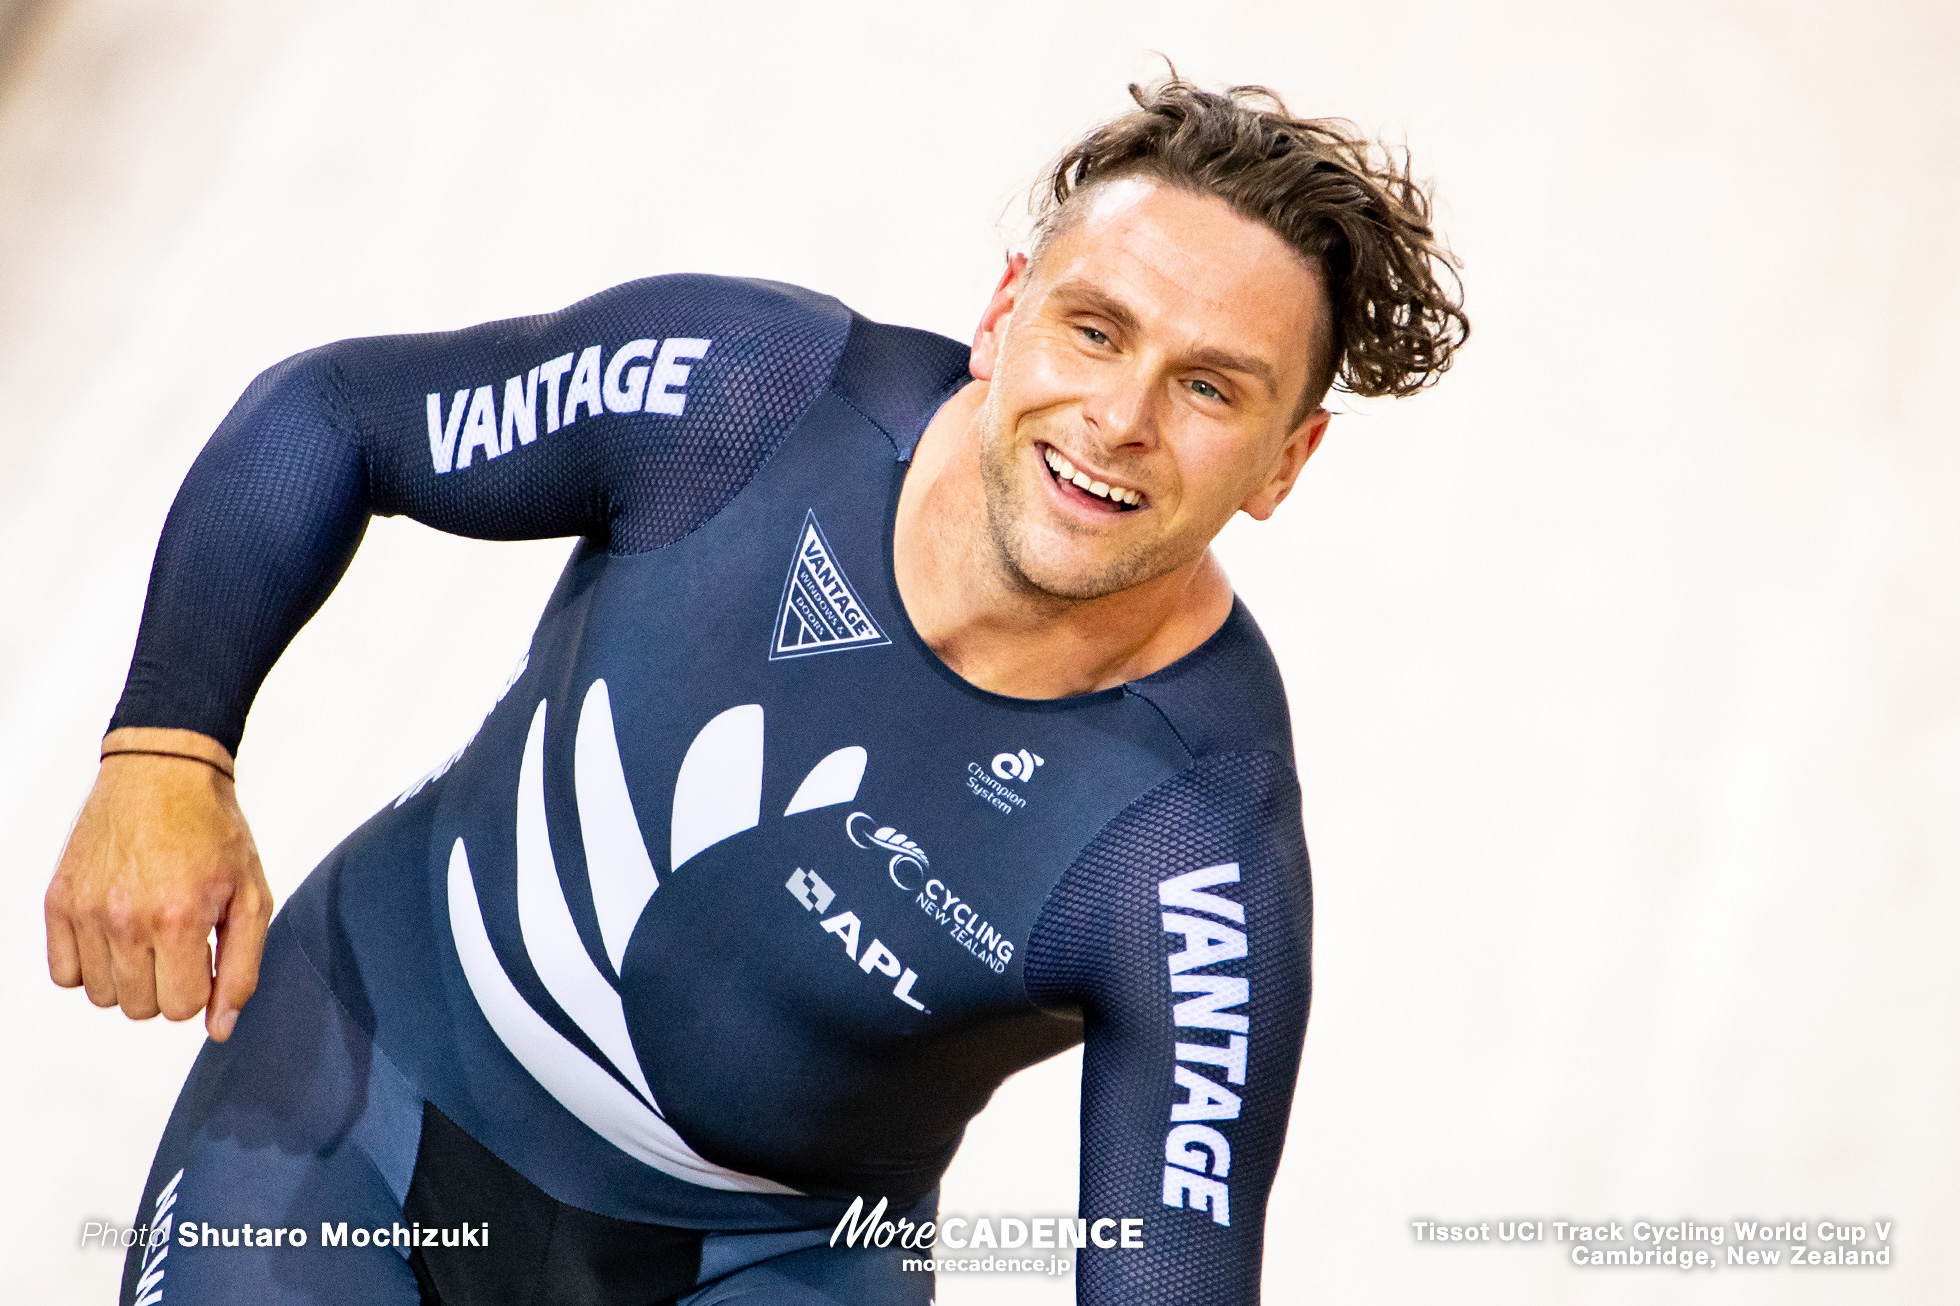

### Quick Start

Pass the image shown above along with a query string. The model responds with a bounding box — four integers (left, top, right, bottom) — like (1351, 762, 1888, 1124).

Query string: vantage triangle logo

(769, 510, 891, 661)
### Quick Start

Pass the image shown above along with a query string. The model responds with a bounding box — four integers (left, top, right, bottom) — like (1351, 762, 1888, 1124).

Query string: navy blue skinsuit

(110, 276, 1311, 1305)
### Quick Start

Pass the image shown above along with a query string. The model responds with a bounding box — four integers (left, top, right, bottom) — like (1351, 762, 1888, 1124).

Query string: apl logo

(990, 749, 1045, 782)
(446, 684, 872, 1197)
(846, 812, 930, 890)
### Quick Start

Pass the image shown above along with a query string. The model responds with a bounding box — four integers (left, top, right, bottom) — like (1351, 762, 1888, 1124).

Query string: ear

(967, 252, 1028, 382)
(1239, 408, 1331, 521)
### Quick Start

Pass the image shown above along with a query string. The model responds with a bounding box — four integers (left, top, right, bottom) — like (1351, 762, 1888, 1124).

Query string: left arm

(1025, 751, 1312, 1305)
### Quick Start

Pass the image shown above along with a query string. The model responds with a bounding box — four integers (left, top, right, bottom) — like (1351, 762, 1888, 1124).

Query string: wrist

(100, 727, 236, 781)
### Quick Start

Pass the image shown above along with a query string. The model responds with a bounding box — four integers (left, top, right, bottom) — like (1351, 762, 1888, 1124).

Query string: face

(968, 177, 1332, 602)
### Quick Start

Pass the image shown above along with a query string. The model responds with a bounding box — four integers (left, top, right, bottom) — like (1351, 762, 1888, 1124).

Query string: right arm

(1023, 751, 1313, 1304)
(47, 274, 851, 1037)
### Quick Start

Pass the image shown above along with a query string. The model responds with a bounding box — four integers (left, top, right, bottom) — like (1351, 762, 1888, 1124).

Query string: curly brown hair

(1034, 76, 1468, 406)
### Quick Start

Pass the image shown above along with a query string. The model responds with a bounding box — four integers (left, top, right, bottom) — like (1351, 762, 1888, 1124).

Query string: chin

(979, 437, 1184, 600)
(997, 521, 1175, 603)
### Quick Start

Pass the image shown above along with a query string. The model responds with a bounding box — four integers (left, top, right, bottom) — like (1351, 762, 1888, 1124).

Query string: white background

(2, 2, 1956, 1301)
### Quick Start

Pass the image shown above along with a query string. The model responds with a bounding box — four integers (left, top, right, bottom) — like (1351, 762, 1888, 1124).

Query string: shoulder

(357, 275, 970, 457)
(1025, 748, 1309, 1008)
(567, 272, 854, 343)
(321, 273, 857, 394)
(1122, 599, 1296, 766)
(827, 314, 971, 460)
(562, 276, 973, 432)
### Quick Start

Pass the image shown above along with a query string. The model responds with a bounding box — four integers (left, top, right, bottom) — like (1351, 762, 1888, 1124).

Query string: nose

(1079, 359, 1161, 454)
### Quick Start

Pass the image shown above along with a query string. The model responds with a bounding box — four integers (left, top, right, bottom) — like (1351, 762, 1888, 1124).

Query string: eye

(1188, 379, 1224, 401)
(1078, 326, 1111, 347)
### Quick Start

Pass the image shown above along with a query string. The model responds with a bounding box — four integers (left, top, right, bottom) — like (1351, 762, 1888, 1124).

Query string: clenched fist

(46, 727, 272, 1041)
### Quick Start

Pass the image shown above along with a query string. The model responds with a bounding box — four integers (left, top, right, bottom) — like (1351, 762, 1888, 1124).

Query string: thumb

(206, 883, 270, 1042)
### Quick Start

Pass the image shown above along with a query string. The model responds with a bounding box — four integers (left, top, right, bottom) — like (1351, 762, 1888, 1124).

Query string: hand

(46, 728, 272, 1041)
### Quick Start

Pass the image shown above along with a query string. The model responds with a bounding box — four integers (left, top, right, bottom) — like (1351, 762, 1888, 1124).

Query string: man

(48, 77, 1465, 1304)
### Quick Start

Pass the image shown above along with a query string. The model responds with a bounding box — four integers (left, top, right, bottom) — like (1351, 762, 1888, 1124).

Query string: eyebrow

(1046, 278, 1281, 401)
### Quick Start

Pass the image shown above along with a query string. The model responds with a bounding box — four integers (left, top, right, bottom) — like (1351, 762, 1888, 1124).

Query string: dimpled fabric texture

(111, 276, 849, 754)
(1025, 750, 1312, 1305)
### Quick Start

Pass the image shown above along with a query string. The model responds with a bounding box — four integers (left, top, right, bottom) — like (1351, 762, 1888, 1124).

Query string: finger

(109, 939, 162, 1021)
(72, 922, 120, 1009)
(102, 885, 162, 1020)
(45, 891, 83, 988)
(207, 885, 270, 1042)
(153, 926, 215, 1024)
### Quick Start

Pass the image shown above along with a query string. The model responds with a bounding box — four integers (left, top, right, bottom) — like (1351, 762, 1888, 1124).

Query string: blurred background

(2, 1, 1956, 1301)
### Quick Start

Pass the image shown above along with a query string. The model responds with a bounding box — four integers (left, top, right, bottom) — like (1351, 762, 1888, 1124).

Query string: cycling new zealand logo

(847, 812, 930, 890)
(770, 510, 891, 660)
(845, 809, 1014, 974)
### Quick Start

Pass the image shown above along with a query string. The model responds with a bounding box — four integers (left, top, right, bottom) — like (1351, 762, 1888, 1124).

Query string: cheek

(974, 394, 1040, 508)
(1165, 428, 1271, 521)
(996, 334, 1091, 413)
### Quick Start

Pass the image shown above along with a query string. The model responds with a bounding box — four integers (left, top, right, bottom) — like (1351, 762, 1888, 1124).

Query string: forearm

(108, 347, 371, 753)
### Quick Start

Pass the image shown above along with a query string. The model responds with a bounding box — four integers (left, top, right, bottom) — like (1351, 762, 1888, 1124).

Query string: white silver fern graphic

(131, 1168, 181, 1306)
(447, 681, 866, 1193)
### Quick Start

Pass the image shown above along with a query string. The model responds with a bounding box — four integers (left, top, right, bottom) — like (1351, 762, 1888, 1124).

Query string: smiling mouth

(1041, 444, 1145, 511)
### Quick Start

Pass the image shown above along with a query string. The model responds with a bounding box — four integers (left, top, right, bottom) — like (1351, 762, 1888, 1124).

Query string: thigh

(120, 913, 425, 1306)
(403, 1101, 705, 1306)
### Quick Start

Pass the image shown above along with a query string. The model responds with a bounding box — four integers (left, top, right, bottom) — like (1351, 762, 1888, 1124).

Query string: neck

(892, 382, 1234, 699)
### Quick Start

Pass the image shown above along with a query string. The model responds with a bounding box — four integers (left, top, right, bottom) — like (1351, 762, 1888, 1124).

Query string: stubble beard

(974, 401, 1189, 606)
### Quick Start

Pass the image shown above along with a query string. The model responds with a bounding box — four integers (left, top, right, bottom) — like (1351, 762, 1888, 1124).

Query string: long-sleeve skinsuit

(113, 275, 1311, 1306)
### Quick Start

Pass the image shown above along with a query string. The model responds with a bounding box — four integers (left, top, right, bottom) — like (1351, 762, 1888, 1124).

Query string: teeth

(1044, 446, 1141, 508)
